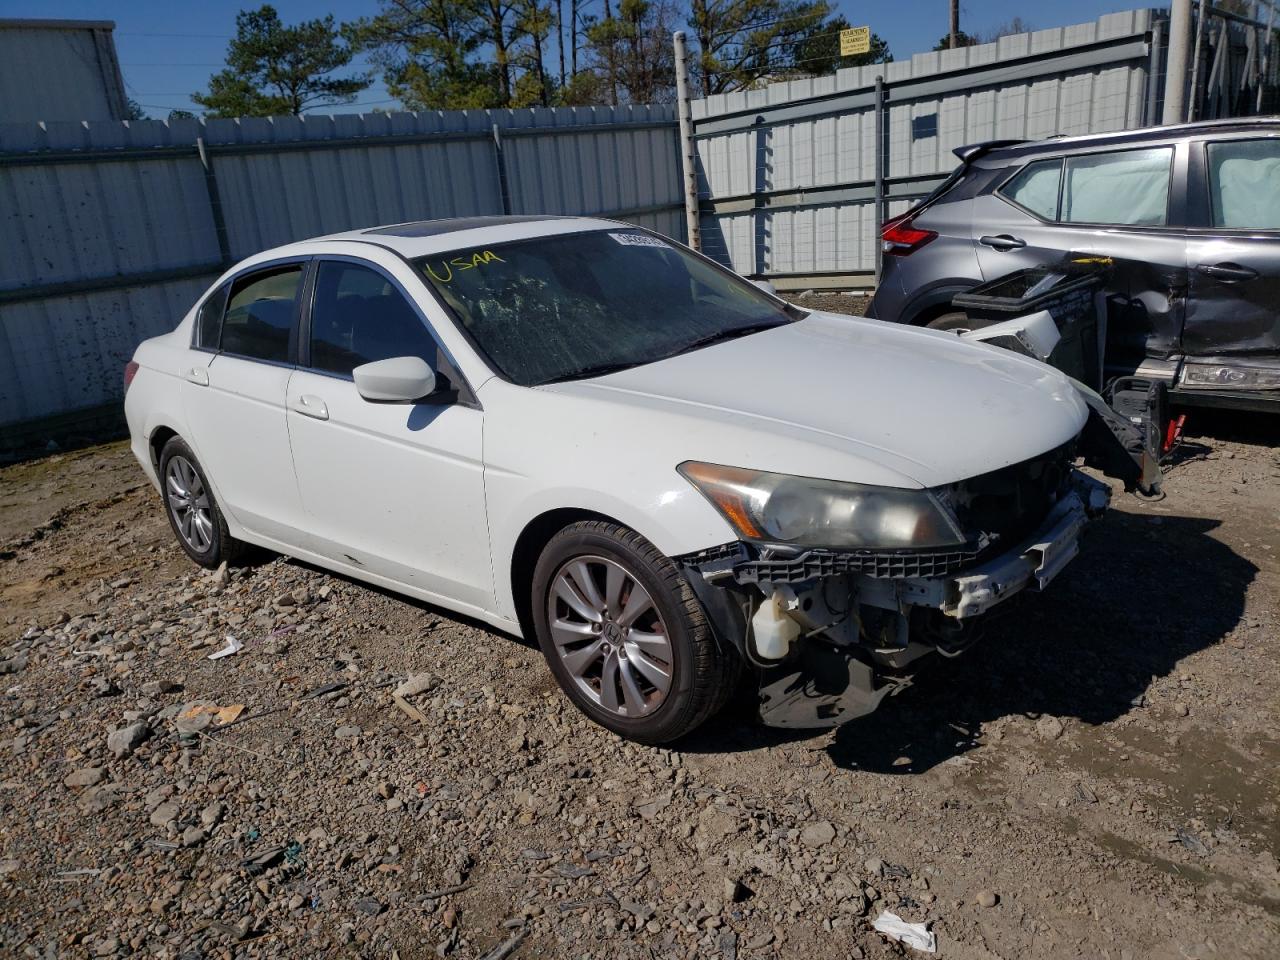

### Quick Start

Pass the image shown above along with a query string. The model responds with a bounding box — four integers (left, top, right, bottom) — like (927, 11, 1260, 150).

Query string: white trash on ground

(871, 910, 937, 952)
(207, 635, 243, 660)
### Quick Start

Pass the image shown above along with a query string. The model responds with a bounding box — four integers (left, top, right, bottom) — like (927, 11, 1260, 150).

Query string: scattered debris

(1172, 828, 1210, 857)
(390, 673, 438, 725)
(302, 681, 348, 700)
(477, 928, 527, 960)
(871, 911, 937, 952)
(178, 702, 245, 727)
(207, 634, 243, 660)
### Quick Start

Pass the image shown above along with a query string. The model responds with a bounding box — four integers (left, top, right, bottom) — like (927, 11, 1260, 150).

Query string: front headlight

(678, 461, 967, 550)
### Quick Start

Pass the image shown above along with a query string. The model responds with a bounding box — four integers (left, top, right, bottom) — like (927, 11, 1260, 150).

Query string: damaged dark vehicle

(869, 118, 1280, 413)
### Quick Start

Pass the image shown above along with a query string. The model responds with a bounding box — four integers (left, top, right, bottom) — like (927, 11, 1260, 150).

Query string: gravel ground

(781, 292, 872, 317)
(1, 405, 1278, 958)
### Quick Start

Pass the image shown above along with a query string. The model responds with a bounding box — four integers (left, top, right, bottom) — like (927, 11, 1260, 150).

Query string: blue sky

(0, 0, 1150, 116)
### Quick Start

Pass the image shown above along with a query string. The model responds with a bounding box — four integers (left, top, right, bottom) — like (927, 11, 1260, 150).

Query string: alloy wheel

(546, 555, 673, 718)
(165, 455, 214, 553)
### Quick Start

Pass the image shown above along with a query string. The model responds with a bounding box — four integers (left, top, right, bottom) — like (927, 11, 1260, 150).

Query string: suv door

(973, 144, 1189, 362)
(182, 260, 308, 544)
(285, 256, 491, 609)
(1182, 135, 1280, 390)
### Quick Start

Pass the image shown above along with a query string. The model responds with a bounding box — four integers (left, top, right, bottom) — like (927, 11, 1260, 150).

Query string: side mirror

(750, 279, 778, 297)
(352, 356, 437, 403)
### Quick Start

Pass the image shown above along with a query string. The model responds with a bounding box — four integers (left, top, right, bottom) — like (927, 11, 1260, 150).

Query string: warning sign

(840, 26, 871, 57)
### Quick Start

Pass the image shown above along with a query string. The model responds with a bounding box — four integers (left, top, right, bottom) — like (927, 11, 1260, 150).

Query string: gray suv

(867, 118, 1280, 411)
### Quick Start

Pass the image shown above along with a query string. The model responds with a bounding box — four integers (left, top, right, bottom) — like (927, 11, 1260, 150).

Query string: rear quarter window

(998, 159, 1062, 220)
(194, 284, 228, 350)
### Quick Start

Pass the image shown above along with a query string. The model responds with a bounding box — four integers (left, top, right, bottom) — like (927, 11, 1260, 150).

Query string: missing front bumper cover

(677, 470, 1111, 729)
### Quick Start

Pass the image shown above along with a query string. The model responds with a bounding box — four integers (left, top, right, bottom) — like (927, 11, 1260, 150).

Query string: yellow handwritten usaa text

(425, 250, 505, 283)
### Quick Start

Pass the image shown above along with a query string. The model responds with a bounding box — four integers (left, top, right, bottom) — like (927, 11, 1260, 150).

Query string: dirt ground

(1, 397, 1278, 958)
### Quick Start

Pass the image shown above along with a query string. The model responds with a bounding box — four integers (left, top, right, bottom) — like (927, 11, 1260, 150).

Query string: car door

(284, 256, 491, 610)
(182, 260, 308, 545)
(972, 144, 1189, 362)
(1182, 135, 1280, 385)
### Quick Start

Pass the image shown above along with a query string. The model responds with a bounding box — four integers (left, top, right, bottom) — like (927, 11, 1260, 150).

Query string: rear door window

(308, 261, 437, 376)
(1206, 138, 1280, 230)
(220, 264, 304, 363)
(1061, 147, 1172, 226)
(1000, 159, 1062, 220)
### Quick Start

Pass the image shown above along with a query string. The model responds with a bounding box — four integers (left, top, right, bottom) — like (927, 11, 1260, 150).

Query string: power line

(116, 31, 233, 39)
(702, 12, 848, 43)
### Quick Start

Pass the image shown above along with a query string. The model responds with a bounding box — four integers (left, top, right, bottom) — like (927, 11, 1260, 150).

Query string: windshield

(413, 229, 798, 386)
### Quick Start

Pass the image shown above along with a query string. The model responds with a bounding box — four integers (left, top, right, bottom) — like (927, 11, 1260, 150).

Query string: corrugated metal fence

(690, 10, 1161, 286)
(0, 106, 680, 444)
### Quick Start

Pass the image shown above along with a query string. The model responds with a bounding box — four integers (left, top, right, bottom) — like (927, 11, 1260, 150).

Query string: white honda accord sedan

(125, 215, 1110, 743)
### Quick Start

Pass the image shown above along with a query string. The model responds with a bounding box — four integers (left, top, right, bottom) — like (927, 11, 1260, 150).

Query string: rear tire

(925, 311, 985, 332)
(158, 436, 245, 569)
(531, 520, 739, 744)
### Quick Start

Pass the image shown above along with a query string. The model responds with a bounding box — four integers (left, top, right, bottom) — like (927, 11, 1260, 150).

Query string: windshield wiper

(662, 320, 791, 359)
(539, 359, 646, 384)
(539, 319, 791, 385)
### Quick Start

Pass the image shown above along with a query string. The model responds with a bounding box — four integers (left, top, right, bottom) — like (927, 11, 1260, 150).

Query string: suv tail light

(124, 360, 140, 394)
(880, 215, 937, 256)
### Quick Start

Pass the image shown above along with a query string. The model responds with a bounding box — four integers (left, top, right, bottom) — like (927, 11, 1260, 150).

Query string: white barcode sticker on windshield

(608, 232, 668, 248)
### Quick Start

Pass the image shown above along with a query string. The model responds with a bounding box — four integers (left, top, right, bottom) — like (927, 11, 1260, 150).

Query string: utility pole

(1164, 0, 1194, 123)
(673, 32, 701, 252)
(949, 0, 959, 49)
(1188, 0, 1210, 120)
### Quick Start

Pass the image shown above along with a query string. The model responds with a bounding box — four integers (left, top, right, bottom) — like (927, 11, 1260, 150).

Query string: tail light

(881, 214, 937, 256)
(124, 360, 140, 394)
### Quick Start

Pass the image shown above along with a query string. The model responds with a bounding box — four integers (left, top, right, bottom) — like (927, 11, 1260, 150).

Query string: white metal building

(0, 19, 128, 123)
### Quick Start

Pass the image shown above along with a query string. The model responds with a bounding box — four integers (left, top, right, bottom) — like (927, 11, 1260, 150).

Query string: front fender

(479, 380, 739, 622)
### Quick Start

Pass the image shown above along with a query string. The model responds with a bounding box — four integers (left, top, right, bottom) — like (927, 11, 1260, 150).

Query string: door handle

(979, 234, 1027, 251)
(183, 366, 209, 386)
(291, 394, 329, 421)
(1196, 262, 1258, 282)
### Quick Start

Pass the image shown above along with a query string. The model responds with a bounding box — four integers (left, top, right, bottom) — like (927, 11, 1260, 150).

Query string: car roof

(297, 214, 628, 259)
(968, 116, 1280, 166)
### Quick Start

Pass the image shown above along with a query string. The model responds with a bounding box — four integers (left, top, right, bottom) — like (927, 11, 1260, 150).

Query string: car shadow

(681, 512, 1256, 772)
(277, 556, 540, 651)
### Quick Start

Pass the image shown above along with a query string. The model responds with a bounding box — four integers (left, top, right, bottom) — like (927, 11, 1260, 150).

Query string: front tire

(531, 520, 738, 744)
(158, 436, 245, 569)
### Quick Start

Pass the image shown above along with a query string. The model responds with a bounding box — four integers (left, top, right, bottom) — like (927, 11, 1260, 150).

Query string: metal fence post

(1259, 2, 1276, 112)
(673, 31, 701, 252)
(1145, 17, 1165, 126)
(195, 136, 231, 265)
(873, 75, 885, 285)
(1189, 0, 1211, 120)
(492, 123, 513, 215)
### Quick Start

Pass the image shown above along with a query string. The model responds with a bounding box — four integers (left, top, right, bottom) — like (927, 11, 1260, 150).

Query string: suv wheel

(531, 520, 739, 744)
(158, 436, 245, 568)
(925, 311, 980, 332)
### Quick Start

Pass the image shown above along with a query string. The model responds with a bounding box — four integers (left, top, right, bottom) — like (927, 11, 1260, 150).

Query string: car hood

(540, 312, 1088, 489)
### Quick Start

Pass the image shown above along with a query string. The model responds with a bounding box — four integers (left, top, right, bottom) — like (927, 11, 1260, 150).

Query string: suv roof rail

(953, 139, 1030, 162)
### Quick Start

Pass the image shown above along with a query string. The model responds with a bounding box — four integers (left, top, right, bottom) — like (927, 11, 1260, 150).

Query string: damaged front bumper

(677, 470, 1111, 729)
